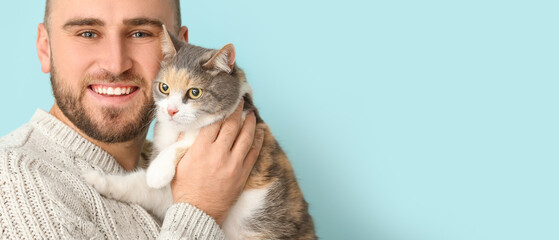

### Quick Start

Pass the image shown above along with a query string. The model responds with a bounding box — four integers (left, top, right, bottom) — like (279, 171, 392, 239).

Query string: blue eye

(132, 32, 150, 38)
(80, 31, 97, 38)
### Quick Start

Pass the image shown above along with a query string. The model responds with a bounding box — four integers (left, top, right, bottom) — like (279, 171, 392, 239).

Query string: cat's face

(153, 29, 249, 130)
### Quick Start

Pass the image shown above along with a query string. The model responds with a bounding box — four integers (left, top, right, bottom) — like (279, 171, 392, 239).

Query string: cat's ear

(202, 43, 236, 75)
(160, 24, 183, 61)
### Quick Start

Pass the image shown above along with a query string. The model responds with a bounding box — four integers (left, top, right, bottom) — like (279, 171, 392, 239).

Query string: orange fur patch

(163, 67, 191, 93)
(245, 123, 295, 189)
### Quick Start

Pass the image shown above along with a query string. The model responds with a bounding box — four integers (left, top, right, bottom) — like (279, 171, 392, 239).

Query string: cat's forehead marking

(163, 67, 191, 93)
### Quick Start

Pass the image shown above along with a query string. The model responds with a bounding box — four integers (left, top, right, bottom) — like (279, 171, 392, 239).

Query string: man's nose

(99, 37, 133, 76)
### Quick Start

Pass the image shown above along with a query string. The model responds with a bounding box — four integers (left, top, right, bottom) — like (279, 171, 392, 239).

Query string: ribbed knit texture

(0, 109, 225, 239)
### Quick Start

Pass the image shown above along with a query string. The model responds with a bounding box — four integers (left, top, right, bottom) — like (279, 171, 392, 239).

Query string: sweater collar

(30, 109, 127, 174)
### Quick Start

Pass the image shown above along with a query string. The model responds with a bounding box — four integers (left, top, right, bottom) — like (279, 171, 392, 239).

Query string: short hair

(44, 0, 182, 33)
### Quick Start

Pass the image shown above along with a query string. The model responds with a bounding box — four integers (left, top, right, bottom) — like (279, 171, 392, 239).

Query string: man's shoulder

(0, 124, 70, 198)
(0, 121, 53, 172)
(0, 123, 35, 151)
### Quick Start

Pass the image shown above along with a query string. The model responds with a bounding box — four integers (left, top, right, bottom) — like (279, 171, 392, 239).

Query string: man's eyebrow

(63, 18, 105, 29)
(123, 18, 164, 28)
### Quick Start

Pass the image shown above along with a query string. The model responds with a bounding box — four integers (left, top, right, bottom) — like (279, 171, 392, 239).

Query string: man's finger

(196, 118, 224, 144)
(215, 100, 244, 148)
(232, 111, 257, 160)
(241, 126, 264, 179)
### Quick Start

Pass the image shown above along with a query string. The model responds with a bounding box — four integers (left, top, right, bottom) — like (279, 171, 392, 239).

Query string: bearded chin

(50, 67, 154, 143)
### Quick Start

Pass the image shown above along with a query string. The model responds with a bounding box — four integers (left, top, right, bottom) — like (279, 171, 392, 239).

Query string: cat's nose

(167, 108, 178, 117)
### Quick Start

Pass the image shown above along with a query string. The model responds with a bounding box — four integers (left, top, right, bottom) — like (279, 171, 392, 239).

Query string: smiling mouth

(90, 85, 139, 96)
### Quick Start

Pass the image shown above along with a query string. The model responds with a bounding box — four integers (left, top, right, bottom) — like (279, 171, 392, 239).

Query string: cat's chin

(173, 114, 226, 133)
(160, 119, 193, 132)
(159, 117, 208, 133)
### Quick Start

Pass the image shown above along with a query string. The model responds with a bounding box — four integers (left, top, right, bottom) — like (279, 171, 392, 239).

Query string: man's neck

(49, 104, 145, 171)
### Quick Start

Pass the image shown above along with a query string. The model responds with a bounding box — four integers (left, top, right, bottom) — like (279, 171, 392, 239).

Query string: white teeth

(93, 86, 135, 96)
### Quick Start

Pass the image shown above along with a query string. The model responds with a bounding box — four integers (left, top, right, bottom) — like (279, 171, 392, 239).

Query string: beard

(50, 66, 155, 143)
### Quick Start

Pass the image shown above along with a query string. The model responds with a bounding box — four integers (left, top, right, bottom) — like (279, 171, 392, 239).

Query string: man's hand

(170, 101, 264, 225)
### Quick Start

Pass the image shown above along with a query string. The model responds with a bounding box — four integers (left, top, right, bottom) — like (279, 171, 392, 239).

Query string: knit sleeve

(159, 203, 226, 240)
(0, 150, 105, 239)
(0, 150, 60, 239)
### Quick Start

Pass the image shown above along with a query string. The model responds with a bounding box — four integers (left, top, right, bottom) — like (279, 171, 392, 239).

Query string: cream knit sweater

(0, 109, 226, 239)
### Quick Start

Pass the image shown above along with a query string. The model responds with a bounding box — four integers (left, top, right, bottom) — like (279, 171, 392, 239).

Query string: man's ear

(36, 23, 51, 73)
(179, 26, 188, 43)
(202, 43, 236, 75)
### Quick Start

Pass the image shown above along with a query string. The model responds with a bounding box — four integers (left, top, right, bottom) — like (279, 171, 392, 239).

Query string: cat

(83, 25, 316, 240)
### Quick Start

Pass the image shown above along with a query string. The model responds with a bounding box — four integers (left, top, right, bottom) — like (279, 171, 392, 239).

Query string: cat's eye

(188, 88, 202, 99)
(159, 83, 170, 94)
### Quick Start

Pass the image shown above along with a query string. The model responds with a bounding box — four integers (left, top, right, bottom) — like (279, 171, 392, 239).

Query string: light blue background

(1, 1, 558, 239)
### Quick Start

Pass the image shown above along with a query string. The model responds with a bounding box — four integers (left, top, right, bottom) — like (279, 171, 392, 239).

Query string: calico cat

(84, 26, 316, 240)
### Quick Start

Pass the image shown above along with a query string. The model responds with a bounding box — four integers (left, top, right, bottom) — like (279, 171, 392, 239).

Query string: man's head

(37, 0, 188, 143)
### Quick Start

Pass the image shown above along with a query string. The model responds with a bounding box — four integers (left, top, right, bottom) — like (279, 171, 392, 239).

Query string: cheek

(179, 101, 209, 117)
(176, 104, 200, 119)
(155, 98, 169, 114)
(51, 42, 97, 88)
(128, 43, 163, 81)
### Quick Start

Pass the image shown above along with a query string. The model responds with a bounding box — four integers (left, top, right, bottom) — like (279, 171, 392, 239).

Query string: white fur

(145, 142, 180, 188)
(240, 81, 253, 100)
(153, 120, 180, 153)
(82, 170, 173, 219)
(146, 130, 200, 189)
(222, 187, 270, 240)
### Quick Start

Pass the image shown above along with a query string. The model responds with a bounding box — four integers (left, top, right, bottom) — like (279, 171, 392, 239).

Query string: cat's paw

(146, 156, 176, 189)
(82, 170, 110, 196)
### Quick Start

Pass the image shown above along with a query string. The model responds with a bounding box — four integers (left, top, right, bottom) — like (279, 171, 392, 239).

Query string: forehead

(49, 0, 176, 29)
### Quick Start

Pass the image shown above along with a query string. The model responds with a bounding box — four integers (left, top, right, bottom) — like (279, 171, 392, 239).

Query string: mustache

(82, 70, 146, 88)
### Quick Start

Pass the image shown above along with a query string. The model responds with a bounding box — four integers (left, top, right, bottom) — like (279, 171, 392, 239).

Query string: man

(0, 0, 263, 239)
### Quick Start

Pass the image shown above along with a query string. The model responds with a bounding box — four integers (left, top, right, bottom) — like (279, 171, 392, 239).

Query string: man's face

(45, 0, 176, 143)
